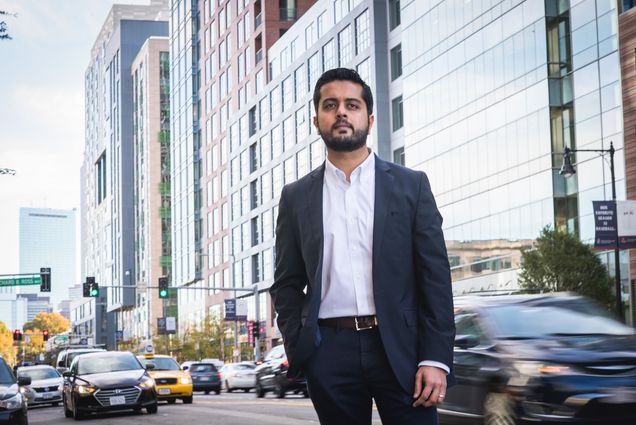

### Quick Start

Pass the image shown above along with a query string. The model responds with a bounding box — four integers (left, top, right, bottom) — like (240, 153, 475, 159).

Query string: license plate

(109, 396, 126, 405)
(158, 388, 171, 395)
(199, 376, 210, 381)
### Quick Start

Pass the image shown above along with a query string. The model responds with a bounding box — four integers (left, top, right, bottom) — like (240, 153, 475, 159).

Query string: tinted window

(191, 364, 217, 373)
(485, 298, 634, 338)
(138, 357, 180, 371)
(0, 361, 14, 384)
(67, 350, 103, 366)
(78, 354, 142, 375)
(19, 368, 61, 380)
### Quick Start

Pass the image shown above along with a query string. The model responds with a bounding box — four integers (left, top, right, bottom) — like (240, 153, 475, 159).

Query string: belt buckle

(354, 316, 376, 331)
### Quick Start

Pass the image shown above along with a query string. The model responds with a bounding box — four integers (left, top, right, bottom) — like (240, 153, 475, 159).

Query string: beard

(318, 120, 369, 152)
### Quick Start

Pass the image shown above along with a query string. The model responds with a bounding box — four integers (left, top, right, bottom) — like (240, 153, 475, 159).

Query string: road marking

(196, 399, 315, 408)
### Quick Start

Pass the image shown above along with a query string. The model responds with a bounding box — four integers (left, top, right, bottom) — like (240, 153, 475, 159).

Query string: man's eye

(324, 104, 335, 110)
(348, 103, 359, 109)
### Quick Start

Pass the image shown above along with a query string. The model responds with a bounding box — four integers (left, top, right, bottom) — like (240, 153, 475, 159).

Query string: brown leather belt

(317, 315, 379, 331)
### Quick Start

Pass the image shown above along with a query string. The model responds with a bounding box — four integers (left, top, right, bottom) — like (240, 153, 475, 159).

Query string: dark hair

(313, 68, 373, 116)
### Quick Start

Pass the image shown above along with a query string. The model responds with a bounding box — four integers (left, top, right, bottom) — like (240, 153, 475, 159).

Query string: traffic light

(253, 324, 260, 339)
(40, 267, 51, 292)
(90, 282, 99, 297)
(83, 277, 94, 297)
(13, 330, 22, 341)
(158, 277, 168, 298)
(42, 330, 49, 341)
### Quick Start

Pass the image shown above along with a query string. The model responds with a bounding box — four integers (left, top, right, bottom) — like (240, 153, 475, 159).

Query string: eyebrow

(321, 97, 362, 104)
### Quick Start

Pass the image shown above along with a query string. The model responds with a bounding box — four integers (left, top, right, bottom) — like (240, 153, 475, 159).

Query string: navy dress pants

(304, 326, 438, 425)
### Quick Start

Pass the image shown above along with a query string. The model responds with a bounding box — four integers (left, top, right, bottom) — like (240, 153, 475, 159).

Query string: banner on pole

(593, 201, 617, 249)
(224, 299, 237, 321)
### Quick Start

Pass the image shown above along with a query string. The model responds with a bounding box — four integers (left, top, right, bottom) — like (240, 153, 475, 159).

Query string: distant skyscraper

(18, 208, 76, 309)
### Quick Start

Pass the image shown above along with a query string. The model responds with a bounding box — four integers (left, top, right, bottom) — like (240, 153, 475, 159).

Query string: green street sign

(0, 276, 42, 287)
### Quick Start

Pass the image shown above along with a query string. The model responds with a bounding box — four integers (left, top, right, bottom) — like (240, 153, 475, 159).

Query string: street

(27, 391, 383, 424)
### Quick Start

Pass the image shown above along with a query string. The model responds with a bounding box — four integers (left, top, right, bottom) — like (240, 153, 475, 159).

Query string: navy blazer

(270, 155, 456, 393)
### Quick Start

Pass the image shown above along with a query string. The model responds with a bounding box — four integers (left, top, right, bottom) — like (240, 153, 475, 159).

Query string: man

(270, 68, 455, 425)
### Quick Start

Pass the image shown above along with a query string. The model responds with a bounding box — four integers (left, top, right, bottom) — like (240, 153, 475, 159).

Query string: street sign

(79, 338, 88, 345)
(0, 276, 42, 287)
(115, 330, 123, 341)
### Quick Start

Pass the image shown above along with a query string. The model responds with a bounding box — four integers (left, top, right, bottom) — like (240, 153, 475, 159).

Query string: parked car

(62, 351, 157, 420)
(439, 292, 636, 425)
(16, 365, 63, 407)
(137, 354, 193, 404)
(255, 345, 308, 398)
(55, 347, 105, 374)
(0, 356, 30, 425)
(188, 362, 222, 395)
(220, 362, 256, 392)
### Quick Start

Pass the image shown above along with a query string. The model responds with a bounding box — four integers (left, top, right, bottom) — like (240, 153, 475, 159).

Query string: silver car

(220, 362, 257, 392)
(17, 365, 63, 407)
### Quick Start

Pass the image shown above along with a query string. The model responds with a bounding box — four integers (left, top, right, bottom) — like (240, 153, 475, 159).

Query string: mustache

(332, 120, 353, 130)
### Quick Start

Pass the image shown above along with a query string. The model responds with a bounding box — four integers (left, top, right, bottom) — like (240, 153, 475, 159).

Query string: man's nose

(336, 104, 348, 117)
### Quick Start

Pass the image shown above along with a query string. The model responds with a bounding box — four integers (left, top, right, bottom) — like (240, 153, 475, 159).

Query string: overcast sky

(0, 1, 149, 279)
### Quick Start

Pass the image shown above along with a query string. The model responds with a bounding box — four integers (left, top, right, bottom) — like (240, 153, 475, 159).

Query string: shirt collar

(325, 149, 375, 185)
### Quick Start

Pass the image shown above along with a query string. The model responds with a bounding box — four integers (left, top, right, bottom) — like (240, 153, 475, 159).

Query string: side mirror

(62, 371, 73, 378)
(182, 366, 188, 371)
(145, 363, 155, 370)
(454, 334, 480, 349)
(18, 376, 31, 386)
(57, 361, 65, 368)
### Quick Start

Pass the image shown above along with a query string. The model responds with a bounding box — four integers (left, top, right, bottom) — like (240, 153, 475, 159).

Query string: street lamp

(559, 142, 623, 321)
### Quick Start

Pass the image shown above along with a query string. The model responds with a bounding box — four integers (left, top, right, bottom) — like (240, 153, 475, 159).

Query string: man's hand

(412, 365, 447, 408)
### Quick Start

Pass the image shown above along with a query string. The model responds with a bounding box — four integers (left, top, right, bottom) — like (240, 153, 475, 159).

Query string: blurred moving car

(55, 347, 105, 374)
(0, 356, 30, 425)
(62, 351, 157, 420)
(220, 362, 256, 392)
(255, 345, 308, 398)
(16, 365, 63, 407)
(137, 354, 193, 404)
(439, 292, 636, 425)
(188, 362, 221, 395)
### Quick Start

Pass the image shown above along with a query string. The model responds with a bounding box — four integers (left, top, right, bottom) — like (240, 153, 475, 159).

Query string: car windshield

(236, 364, 255, 370)
(68, 350, 102, 365)
(0, 362, 14, 384)
(19, 368, 61, 380)
(485, 298, 635, 338)
(191, 364, 217, 373)
(139, 357, 180, 371)
(78, 354, 142, 375)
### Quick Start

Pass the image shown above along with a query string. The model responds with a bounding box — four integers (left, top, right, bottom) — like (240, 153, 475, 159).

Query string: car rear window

(139, 357, 180, 371)
(19, 368, 61, 380)
(191, 364, 217, 373)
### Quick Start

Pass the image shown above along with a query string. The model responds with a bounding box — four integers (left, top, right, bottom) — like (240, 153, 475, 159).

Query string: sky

(0, 1, 149, 280)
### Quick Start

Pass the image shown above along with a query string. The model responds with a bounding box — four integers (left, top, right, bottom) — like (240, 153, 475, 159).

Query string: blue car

(0, 357, 30, 425)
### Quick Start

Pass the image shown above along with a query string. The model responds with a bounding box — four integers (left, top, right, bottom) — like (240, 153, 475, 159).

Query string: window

(249, 142, 258, 172)
(251, 217, 260, 247)
(390, 44, 402, 81)
(355, 10, 370, 54)
(393, 147, 404, 165)
(96, 152, 107, 204)
(338, 25, 354, 66)
(294, 65, 305, 101)
(323, 38, 337, 70)
(392, 95, 403, 131)
(250, 180, 259, 210)
(389, 0, 400, 30)
(317, 11, 326, 37)
(249, 106, 257, 136)
(308, 52, 322, 91)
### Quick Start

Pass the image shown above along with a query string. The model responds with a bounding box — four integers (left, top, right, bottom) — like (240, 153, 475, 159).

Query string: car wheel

(183, 396, 193, 404)
(215, 389, 221, 395)
(274, 382, 285, 399)
(63, 396, 73, 418)
(167, 398, 176, 404)
(146, 403, 158, 414)
(205, 390, 210, 395)
(225, 380, 233, 392)
(52, 402, 59, 407)
(256, 382, 265, 398)
(243, 388, 250, 393)
(483, 392, 517, 425)
(72, 397, 84, 420)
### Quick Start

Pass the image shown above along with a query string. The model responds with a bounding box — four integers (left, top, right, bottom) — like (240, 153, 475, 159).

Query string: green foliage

(0, 320, 15, 365)
(0, 11, 16, 41)
(519, 226, 614, 310)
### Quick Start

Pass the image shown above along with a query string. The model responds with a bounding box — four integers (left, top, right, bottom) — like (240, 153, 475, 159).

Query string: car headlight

(76, 384, 97, 395)
(0, 393, 23, 410)
(180, 376, 192, 385)
(139, 376, 155, 389)
(513, 361, 571, 377)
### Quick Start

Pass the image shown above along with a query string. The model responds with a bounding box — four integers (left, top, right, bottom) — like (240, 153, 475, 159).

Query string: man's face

(313, 80, 374, 152)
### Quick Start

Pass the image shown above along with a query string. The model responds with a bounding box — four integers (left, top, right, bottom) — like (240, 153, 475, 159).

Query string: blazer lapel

(373, 156, 394, 277)
(303, 164, 325, 327)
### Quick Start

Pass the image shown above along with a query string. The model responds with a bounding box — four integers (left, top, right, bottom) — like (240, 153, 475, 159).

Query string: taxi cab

(137, 354, 193, 404)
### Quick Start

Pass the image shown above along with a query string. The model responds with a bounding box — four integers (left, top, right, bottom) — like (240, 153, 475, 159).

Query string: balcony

(279, 8, 297, 21)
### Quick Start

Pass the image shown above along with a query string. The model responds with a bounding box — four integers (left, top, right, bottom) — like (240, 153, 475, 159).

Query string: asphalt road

(27, 391, 384, 424)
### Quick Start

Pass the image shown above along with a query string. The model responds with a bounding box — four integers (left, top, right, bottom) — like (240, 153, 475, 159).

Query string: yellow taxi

(137, 354, 193, 404)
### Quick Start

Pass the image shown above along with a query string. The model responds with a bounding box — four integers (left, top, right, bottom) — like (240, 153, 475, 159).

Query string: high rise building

(131, 36, 172, 341)
(82, 0, 169, 349)
(171, 0, 316, 334)
(18, 207, 76, 309)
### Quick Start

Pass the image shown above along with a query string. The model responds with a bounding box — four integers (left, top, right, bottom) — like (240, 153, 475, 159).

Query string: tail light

(217, 372, 222, 380)
(282, 360, 289, 367)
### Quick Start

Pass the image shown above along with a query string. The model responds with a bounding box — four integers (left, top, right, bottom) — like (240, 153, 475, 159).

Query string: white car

(17, 365, 63, 407)
(220, 362, 256, 392)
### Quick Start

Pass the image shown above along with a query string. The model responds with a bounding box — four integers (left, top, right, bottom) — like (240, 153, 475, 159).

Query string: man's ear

(368, 115, 375, 134)
(313, 116, 318, 131)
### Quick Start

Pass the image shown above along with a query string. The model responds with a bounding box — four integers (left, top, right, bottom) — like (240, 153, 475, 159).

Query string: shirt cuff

(418, 360, 450, 374)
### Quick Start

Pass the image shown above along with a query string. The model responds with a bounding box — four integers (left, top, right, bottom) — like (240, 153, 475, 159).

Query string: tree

(519, 226, 614, 310)
(0, 10, 16, 41)
(0, 320, 16, 365)
(23, 312, 70, 335)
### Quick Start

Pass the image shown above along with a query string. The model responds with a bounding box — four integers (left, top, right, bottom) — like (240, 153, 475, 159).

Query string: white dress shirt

(318, 152, 450, 374)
